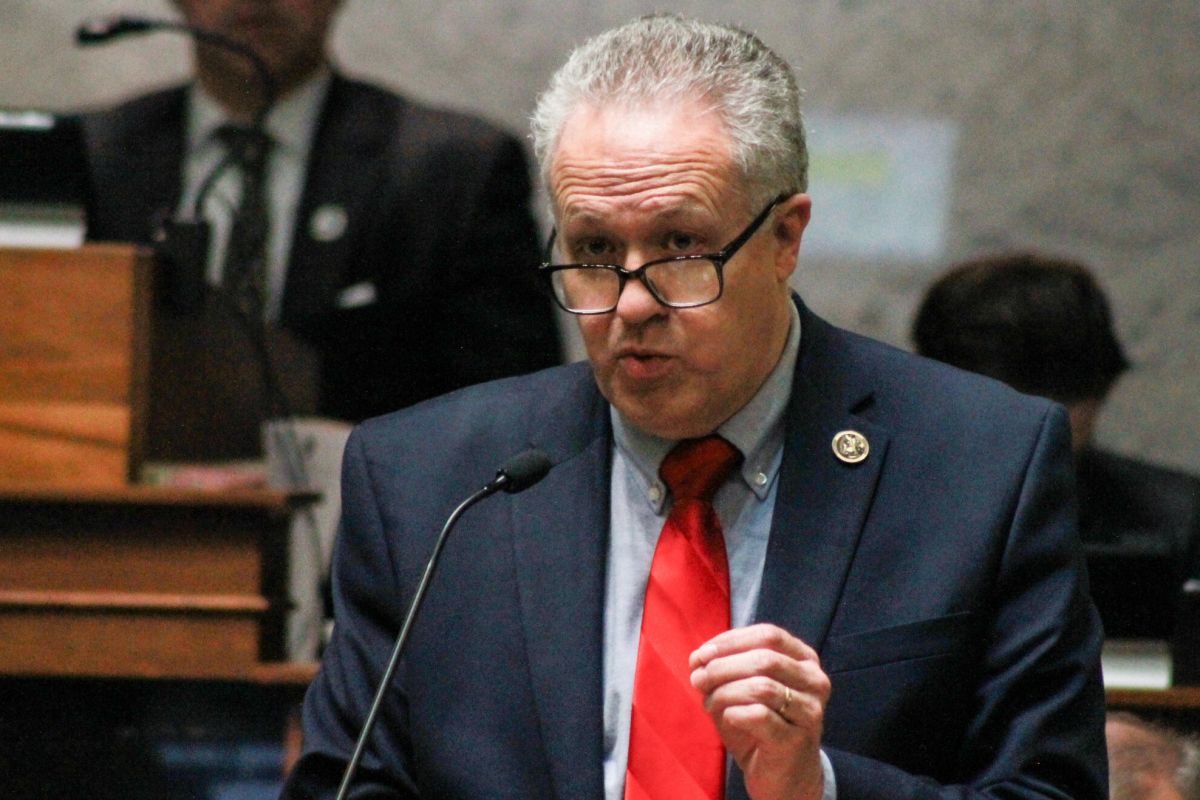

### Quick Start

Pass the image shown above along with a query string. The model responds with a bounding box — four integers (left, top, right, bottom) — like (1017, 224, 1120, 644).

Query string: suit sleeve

(280, 430, 420, 799)
(826, 406, 1108, 800)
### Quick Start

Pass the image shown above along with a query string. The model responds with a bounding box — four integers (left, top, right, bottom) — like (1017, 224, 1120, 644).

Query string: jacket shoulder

(351, 362, 604, 473)
(80, 85, 187, 148)
(805, 308, 1056, 433)
(326, 74, 527, 186)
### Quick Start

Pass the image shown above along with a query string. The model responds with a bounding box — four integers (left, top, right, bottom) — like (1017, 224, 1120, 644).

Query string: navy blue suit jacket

(284, 300, 1107, 799)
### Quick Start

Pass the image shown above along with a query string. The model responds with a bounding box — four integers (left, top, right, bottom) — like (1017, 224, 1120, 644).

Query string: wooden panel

(0, 244, 152, 488)
(0, 484, 311, 509)
(1107, 686, 1200, 710)
(0, 590, 269, 613)
(0, 504, 269, 594)
(0, 403, 129, 488)
(0, 487, 303, 676)
(0, 609, 263, 679)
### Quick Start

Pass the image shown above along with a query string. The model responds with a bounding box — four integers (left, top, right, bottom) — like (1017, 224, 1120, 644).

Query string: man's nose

(613, 258, 665, 323)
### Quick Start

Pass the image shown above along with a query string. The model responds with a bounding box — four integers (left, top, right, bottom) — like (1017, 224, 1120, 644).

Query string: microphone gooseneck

(76, 16, 155, 43)
(333, 449, 553, 800)
(75, 15, 277, 129)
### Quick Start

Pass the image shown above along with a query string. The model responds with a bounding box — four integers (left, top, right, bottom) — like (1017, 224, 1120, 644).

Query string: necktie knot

(659, 435, 742, 504)
(213, 124, 272, 172)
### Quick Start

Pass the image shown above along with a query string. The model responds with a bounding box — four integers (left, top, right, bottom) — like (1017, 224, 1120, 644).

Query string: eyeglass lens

(551, 258, 721, 312)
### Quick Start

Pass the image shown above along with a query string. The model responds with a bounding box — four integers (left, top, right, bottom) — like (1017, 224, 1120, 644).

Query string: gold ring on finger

(777, 684, 792, 717)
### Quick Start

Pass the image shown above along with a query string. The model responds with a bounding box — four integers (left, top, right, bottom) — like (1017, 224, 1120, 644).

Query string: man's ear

(772, 193, 811, 282)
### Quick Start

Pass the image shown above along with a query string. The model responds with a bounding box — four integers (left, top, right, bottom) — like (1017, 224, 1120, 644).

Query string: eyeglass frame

(537, 193, 792, 315)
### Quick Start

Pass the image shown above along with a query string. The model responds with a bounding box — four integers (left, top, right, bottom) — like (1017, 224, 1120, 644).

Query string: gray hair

(1108, 711, 1200, 800)
(530, 14, 807, 209)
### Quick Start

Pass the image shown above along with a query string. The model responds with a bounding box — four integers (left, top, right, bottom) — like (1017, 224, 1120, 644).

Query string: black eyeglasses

(538, 194, 790, 315)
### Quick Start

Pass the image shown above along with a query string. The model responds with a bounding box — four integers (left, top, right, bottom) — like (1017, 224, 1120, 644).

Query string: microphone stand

(77, 15, 319, 565)
(334, 449, 552, 800)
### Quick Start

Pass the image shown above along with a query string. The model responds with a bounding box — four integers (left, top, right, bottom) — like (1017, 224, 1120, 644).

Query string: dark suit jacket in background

(283, 300, 1107, 800)
(1078, 447, 1200, 638)
(83, 73, 561, 459)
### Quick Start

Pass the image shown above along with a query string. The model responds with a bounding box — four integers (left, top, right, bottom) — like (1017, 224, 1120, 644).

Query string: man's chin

(611, 396, 720, 441)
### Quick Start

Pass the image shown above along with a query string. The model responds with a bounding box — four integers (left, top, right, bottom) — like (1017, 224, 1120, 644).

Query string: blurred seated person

(81, 0, 561, 462)
(913, 251, 1200, 638)
(1107, 711, 1200, 800)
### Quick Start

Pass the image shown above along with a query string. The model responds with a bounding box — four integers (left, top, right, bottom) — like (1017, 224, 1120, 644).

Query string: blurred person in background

(913, 250, 1200, 639)
(82, 0, 562, 460)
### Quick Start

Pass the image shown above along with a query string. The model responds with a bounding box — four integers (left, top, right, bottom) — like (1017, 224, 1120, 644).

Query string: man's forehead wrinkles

(553, 168, 731, 216)
(555, 177, 724, 206)
(549, 100, 742, 228)
(555, 184, 722, 220)
(554, 152, 728, 180)
(557, 199, 715, 228)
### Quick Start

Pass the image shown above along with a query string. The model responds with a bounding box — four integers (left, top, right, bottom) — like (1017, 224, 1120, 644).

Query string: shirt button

(648, 485, 662, 502)
(754, 472, 768, 487)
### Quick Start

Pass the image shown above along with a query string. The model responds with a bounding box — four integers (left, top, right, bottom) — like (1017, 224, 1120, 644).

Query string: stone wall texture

(6, 0, 1198, 473)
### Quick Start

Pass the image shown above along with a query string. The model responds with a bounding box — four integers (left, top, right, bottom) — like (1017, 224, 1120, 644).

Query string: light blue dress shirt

(601, 302, 837, 800)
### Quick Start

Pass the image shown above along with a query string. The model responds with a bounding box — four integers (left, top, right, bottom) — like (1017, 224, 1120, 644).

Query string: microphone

(493, 448, 554, 493)
(333, 449, 553, 800)
(76, 16, 156, 43)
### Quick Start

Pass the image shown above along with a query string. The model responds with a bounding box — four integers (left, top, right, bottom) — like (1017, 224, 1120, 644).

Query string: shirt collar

(612, 299, 802, 508)
(185, 66, 332, 159)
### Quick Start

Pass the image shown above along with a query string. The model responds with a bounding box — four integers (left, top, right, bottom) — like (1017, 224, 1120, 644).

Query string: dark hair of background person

(911, 250, 1130, 404)
(911, 250, 1200, 642)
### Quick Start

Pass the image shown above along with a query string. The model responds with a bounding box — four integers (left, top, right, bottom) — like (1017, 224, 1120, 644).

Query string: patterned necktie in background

(625, 435, 744, 800)
(215, 124, 272, 319)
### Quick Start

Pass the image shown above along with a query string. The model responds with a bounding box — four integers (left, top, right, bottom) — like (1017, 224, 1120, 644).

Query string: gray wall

(6, 1, 1199, 474)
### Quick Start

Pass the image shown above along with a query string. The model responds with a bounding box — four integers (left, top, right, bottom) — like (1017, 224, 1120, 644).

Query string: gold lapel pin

(832, 430, 869, 464)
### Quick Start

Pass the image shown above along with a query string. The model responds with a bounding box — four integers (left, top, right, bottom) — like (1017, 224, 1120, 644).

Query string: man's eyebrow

(558, 210, 604, 229)
(651, 206, 709, 223)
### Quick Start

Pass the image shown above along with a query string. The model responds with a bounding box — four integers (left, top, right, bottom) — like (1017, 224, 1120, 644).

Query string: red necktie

(625, 435, 743, 800)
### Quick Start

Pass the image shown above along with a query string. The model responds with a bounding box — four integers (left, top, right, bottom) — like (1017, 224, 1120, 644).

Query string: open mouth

(616, 351, 673, 380)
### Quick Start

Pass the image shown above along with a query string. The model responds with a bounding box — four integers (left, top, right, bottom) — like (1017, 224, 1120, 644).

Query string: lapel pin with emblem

(832, 430, 869, 464)
(309, 203, 348, 242)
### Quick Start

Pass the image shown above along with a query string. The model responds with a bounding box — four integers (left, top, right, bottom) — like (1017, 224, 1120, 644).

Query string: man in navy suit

(83, 0, 561, 460)
(284, 15, 1107, 800)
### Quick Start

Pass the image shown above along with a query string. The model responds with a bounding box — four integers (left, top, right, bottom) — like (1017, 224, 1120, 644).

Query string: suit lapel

(142, 102, 185, 236)
(282, 74, 397, 322)
(754, 303, 890, 653)
(102, 88, 186, 242)
(510, 371, 611, 799)
(727, 303, 889, 800)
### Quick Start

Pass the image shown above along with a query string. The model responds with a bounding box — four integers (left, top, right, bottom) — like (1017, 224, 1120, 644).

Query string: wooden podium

(0, 245, 308, 680)
(0, 244, 151, 488)
(0, 484, 304, 679)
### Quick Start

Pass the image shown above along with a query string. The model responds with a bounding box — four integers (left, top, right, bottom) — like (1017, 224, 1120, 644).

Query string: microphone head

(496, 449, 553, 494)
(76, 16, 155, 45)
